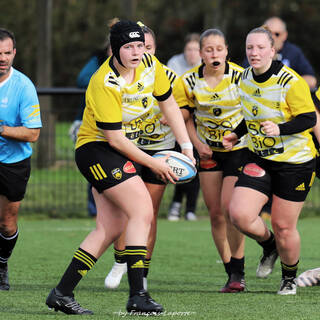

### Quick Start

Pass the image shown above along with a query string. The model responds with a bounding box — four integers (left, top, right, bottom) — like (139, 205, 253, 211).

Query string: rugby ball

(152, 150, 197, 184)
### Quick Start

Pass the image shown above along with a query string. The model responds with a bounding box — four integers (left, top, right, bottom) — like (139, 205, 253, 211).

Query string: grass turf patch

(2, 217, 320, 319)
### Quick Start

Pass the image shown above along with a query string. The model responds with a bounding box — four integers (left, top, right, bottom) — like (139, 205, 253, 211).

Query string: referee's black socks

(56, 247, 97, 296)
(0, 229, 19, 268)
(125, 246, 147, 296)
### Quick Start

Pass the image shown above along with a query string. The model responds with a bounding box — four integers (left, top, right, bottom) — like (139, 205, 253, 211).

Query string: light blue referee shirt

(0, 67, 42, 163)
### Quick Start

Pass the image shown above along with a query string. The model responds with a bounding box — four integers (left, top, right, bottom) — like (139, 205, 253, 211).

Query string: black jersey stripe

(142, 53, 152, 68)
(282, 75, 293, 87)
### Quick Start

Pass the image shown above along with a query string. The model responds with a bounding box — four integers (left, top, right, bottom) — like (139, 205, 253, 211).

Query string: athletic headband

(110, 20, 145, 67)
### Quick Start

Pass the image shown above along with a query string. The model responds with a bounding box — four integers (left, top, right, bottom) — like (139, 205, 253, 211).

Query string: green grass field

(2, 217, 320, 319)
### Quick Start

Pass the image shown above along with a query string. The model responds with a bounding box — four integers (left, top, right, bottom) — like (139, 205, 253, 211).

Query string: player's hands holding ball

(151, 153, 178, 184)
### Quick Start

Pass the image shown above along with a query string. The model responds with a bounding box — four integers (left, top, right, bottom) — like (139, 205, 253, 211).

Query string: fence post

(36, 0, 55, 168)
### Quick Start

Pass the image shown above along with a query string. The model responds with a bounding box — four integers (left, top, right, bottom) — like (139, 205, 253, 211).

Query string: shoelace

(65, 301, 88, 313)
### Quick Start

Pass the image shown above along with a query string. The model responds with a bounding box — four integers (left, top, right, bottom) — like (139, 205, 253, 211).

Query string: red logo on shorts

(123, 161, 136, 173)
(200, 159, 217, 169)
(243, 163, 265, 177)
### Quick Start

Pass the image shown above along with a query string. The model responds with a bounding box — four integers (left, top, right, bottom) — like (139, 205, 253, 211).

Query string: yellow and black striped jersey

(180, 61, 246, 152)
(76, 53, 171, 149)
(239, 61, 316, 163)
(137, 65, 185, 150)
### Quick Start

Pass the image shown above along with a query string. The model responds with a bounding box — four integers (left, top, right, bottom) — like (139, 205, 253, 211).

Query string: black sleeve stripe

(96, 121, 122, 130)
(282, 75, 293, 87)
(185, 73, 196, 90)
(108, 80, 118, 85)
(242, 68, 250, 80)
(231, 70, 241, 84)
(153, 87, 172, 101)
(165, 70, 176, 84)
(277, 71, 293, 87)
(142, 53, 152, 68)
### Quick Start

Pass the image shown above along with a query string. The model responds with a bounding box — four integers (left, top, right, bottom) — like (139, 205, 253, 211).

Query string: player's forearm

(1, 126, 40, 142)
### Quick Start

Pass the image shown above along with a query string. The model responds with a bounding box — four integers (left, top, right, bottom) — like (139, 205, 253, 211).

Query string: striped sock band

(56, 247, 97, 296)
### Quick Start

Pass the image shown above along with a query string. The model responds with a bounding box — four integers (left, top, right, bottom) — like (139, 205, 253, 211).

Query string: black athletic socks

(223, 261, 232, 277)
(56, 248, 97, 296)
(257, 230, 276, 253)
(114, 247, 126, 264)
(281, 260, 299, 279)
(144, 258, 151, 278)
(230, 256, 245, 276)
(126, 246, 147, 296)
(0, 229, 19, 268)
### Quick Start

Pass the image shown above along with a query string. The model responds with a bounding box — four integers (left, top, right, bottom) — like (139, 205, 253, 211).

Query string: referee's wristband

(180, 142, 193, 150)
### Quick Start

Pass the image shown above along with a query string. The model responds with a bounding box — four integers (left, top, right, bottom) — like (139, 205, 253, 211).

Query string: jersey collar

(251, 60, 283, 83)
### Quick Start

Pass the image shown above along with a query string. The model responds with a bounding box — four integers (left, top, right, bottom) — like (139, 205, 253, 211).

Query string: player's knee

(0, 221, 17, 236)
(271, 220, 292, 239)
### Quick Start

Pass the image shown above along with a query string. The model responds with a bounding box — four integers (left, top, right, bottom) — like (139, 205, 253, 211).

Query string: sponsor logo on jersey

(253, 88, 261, 97)
(123, 161, 136, 173)
(142, 97, 148, 108)
(129, 31, 141, 38)
(210, 93, 221, 101)
(137, 82, 144, 91)
(200, 159, 217, 169)
(131, 260, 145, 268)
(212, 108, 222, 116)
(295, 182, 305, 191)
(111, 168, 122, 180)
(243, 163, 265, 177)
(252, 106, 258, 116)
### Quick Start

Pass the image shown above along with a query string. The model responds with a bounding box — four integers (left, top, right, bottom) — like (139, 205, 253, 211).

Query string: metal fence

(20, 88, 320, 217)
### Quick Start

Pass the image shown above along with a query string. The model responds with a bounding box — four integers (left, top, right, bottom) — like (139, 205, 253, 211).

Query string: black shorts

(235, 151, 316, 202)
(75, 142, 140, 192)
(198, 148, 248, 178)
(0, 157, 31, 202)
(137, 149, 174, 185)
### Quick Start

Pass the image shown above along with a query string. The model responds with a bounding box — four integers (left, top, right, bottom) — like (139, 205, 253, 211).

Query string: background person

(104, 21, 191, 291)
(242, 16, 316, 89)
(167, 33, 202, 76)
(224, 26, 317, 295)
(46, 20, 194, 315)
(167, 33, 202, 221)
(0, 28, 42, 290)
(179, 28, 247, 293)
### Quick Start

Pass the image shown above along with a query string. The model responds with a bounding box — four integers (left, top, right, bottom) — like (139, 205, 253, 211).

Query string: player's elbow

(28, 129, 40, 142)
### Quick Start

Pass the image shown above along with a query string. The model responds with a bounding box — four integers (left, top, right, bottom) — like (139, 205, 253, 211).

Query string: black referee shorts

(0, 157, 31, 202)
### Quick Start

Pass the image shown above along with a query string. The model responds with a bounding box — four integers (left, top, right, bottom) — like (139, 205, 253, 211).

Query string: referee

(0, 28, 42, 290)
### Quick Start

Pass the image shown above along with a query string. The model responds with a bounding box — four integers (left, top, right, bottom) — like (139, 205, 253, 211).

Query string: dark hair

(199, 29, 227, 49)
(184, 33, 200, 45)
(247, 26, 274, 47)
(0, 28, 16, 48)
